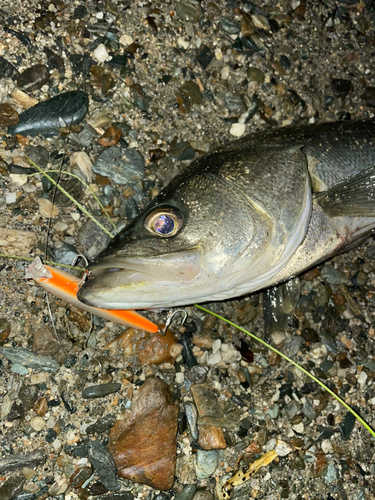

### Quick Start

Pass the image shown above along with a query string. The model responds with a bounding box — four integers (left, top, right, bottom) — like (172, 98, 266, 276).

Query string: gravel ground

(0, 0, 375, 499)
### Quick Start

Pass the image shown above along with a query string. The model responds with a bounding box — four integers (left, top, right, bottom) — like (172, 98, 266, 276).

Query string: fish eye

(145, 208, 183, 237)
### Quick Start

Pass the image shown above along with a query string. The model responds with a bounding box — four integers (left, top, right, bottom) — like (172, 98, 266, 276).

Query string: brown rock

(0, 228, 38, 255)
(198, 425, 226, 450)
(32, 326, 65, 363)
(34, 397, 48, 417)
(0, 103, 19, 128)
(115, 327, 177, 366)
(0, 318, 11, 345)
(108, 377, 179, 490)
(302, 267, 319, 281)
(98, 126, 122, 147)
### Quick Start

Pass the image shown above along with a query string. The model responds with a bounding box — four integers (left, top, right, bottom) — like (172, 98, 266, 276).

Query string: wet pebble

(0, 56, 19, 79)
(82, 382, 121, 399)
(176, 0, 201, 22)
(176, 81, 203, 113)
(99, 126, 122, 147)
(9, 90, 89, 137)
(0, 346, 60, 372)
(86, 438, 121, 492)
(92, 146, 145, 184)
(194, 449, 219, 478)
(184, 401, 199, 441)
(0, 475, 25, 500)
(108, 377, 179, 490)
(198, 425, 226, 450)
(175, 485, 197, 500)
(331, 78, 352, 97)
(321, 265, 349, 284)
(0, 450, 47, 474)
(16, 64, 50, 91)
(0, 103, 19, 128)
(77, 219, 112, 260)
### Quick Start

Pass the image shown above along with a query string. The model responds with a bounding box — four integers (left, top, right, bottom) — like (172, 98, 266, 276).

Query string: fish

(77, 119, 375, 310)
(26, 257, 158, 333)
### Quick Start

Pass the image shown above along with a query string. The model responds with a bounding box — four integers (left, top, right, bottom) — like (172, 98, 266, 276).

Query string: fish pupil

(154, 214, 175, 234)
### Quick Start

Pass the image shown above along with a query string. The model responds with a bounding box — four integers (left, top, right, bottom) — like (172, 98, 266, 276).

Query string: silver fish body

(78, 120, 375, 309)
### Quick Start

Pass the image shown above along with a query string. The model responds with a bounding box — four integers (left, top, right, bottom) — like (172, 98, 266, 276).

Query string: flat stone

(108, 377, 179, 490)
(38, 198, 60, 217)
(194, 449, 219, 479)
(16, 63, 50, 91)
(0, 103, 19, 128)
(82, 382, 121, 399)
(0, 228, 38, 255)
(77, 218, 112, 260)
(108, 327, 177, 366)
(321, 265, 349, 284)
(0, 450, 47, 474)
(198, 425, 226, 450)
(0, 56, 19, 79)
(70, 151, 93, 182)
(191, 383, 240, 430)
(0, 346, 60, 373)
(86, 439, 121, 492)
(0, 475, 25, 500)
(175, 485, 197, 500)
(9, 90, 89, 137)
(92, 146, 145, 185)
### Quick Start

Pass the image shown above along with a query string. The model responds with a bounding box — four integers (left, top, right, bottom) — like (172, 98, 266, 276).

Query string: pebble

(194, 449, 219, 479)
(339, 411, 356, 441)
(176, 81, 203, 113)
(92, 146, 145, 185)
(69, 123, 98, 147)
(86, 438, 121, 492)
(221, 344, 241, 364)
(77, 219, 112, 260)
(184, 401, 199, 441)
(0, 56, 19, 79)
(0, 450, 47, 474)
(0, 103, 19, 128)
(38, 198, 60, 218)
(0, 346, 60, 373)
(70, 151, 93, 183)
(219, 17, 240, 34)
(175, 485, 197, 500)
(0, 475, 25, 500)
(110, 327, 177, 366)
(82, 382, 121, 399)
(324, 463, 338, 484)
(321, 265, 349, 284)
(0, 228, 38, 255)
(16, 63, 50, 91)
(176, 0, 201, 23)
(198, 425, 226, 450)
(30, 416, 45, 431)
(108, 377, 179, 490)
(8, 90, 89, 137)
(331, 78, 352, 97)
(358, 370, 367, 386)
(99, 126, 122, 147)
(93, 43, 112, 63)
(180, 333, 198, 368)
(229, 123, 246, 137)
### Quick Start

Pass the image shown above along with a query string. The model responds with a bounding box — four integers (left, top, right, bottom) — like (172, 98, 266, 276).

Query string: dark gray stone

(86, 439, 120, 492)
(82, 383, 121, 399)
(16, 64, 50, 91)
(9, 90, 89, 137)
(0, 451, 47, 474)
(92, 146, 145, 185)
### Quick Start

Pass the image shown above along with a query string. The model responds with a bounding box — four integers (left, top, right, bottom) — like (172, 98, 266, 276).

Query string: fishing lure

(26, 257, 158, 333)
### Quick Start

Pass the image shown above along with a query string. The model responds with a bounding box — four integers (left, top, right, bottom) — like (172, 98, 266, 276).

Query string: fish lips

(77, 247, 202, 309)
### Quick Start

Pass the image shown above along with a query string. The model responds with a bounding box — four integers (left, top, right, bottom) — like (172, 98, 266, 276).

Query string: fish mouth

(77, 247, 202, 309)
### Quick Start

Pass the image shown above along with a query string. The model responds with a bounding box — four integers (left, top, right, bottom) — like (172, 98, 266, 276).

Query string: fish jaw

(77, 247, 204, 309)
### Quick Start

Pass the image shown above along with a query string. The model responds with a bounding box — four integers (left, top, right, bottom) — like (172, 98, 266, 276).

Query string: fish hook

(162, 309, 188, 335)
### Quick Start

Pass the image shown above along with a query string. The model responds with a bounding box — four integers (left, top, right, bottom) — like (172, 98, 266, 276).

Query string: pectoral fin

(316, 164, 375, 217)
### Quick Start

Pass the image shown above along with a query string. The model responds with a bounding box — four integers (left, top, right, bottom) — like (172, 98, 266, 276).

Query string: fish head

(77, 148, 311, 309)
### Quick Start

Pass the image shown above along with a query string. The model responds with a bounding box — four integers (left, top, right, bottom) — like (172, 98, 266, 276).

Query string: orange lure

(26, 257, 158, 333)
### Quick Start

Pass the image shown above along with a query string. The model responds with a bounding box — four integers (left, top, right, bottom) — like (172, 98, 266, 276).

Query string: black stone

(82, 383, 121, 399)
(180, 333, 197, 368)
(86, 414, 117, 434)
(73, 5, 88, 18)
(17, 64, 50, 91)
(339, 410, 356, 440)
(279, 55, 291, 70)
(0, 451, 47, 474)
(86, 439, 120, 492)
(9, 90, 89, 137)
(44, 47, 65, 73)
(45, 428, 57, 443)
(107, 54, 128, 68)
(196, 44, 214, 70)
(0, 56, 19, 79)
(331, 78, 352, 97)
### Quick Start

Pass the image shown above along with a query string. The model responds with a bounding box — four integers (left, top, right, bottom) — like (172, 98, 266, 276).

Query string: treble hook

(162, 309, 188, 335)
